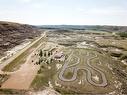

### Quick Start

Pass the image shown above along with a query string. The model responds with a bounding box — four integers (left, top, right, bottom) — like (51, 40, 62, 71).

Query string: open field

(96, 39, 127, 50)
(0, 29, 127, 94)
(30, 30, 127, 94)
(31, 46, 125, 94)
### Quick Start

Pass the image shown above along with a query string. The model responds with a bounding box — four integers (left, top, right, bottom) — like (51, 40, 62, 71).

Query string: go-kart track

(58, 49, 108, 87)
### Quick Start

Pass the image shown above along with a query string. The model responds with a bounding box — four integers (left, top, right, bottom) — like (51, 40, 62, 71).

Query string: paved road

(86, 52, 107, 86)
(58, 51, 80, 81)
(58, 49, 108, 87)
(0, 32, 46, 71)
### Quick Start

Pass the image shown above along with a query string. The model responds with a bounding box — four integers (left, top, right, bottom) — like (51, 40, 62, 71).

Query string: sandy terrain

(2, 63, 40, 89)
(28, 88, 61, 95)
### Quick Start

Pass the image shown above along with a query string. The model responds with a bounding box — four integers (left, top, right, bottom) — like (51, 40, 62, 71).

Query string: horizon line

(0, 20, 127, 27)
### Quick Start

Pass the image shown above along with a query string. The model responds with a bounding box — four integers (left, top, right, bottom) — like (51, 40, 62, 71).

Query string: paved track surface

(58, 49, 108, 87)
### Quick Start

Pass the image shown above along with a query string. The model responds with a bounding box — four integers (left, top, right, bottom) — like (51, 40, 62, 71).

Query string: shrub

(117, 32, 127, 38)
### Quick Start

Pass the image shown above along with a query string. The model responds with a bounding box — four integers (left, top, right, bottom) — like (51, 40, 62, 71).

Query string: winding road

(58, 49, 108, 87)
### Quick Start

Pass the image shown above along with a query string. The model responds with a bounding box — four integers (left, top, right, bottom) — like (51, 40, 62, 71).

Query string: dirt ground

(1, 63, 40, 90)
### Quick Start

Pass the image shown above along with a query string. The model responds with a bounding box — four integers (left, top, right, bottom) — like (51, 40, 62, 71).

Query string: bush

(117, 32, 127, 38)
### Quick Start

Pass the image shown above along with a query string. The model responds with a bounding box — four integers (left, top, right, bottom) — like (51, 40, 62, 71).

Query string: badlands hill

(0, 21, 41, 56)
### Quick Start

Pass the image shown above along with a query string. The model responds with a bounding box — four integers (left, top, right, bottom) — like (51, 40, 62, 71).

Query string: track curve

(58, 50, 108, 87)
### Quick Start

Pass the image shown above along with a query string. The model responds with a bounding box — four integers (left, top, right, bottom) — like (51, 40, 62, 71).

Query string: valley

(0, 23, 127, 95)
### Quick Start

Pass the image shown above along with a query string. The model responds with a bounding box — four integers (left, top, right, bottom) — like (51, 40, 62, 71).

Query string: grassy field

(0, 74, 9, 86)
(85, 30, 112, 35)
(0, 89, 26, 95)
(31, 60, 59, 90)
(96, 39, 127, 50)
(30, 47, 123, 94)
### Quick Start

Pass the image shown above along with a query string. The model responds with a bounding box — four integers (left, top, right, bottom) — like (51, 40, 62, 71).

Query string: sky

(0, 0, 127, 26)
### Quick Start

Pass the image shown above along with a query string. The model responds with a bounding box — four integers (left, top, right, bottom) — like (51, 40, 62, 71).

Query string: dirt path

(1, 63, 40, 89)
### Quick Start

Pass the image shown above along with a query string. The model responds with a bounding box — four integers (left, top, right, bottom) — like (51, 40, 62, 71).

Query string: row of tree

(39, 50, 52, 57)
(117, 32, 127, 38)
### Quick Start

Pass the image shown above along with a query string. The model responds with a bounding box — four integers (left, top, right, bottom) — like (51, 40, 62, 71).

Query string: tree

(48, 52, 50, 56)
(38, 59, 41, 64)
(117, 32, 127, 38)
(39, 50, 43, 57)
(44, 52, 46, 57)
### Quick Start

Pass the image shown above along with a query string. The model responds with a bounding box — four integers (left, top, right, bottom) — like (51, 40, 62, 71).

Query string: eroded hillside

(0, 21, 41, 56)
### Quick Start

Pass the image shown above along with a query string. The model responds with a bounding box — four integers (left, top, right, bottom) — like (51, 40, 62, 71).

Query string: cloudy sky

(0, 0, 127, 25)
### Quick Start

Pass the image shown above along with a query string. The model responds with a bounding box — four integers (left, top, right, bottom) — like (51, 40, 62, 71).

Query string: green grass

(0, 89, 26, 95)
(117, 32, 127, 38)
(64, 72, 73, 79)
(31, 75, 49, 90)
(0, 74, 9, 86)
(54, 87, 77, 95)
(31, 60, 58, 90)
(96, 39, 127, 50)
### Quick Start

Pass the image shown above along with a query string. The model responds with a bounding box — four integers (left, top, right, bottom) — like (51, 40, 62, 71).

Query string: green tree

(39, 50, 43, 57)
(117, 32, 127, 38)
(48, 52, 50, 56)
(44, 52, 46, 57)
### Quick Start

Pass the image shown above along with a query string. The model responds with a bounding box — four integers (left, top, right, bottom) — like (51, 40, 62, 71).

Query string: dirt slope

(0, 21, 41, 56)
